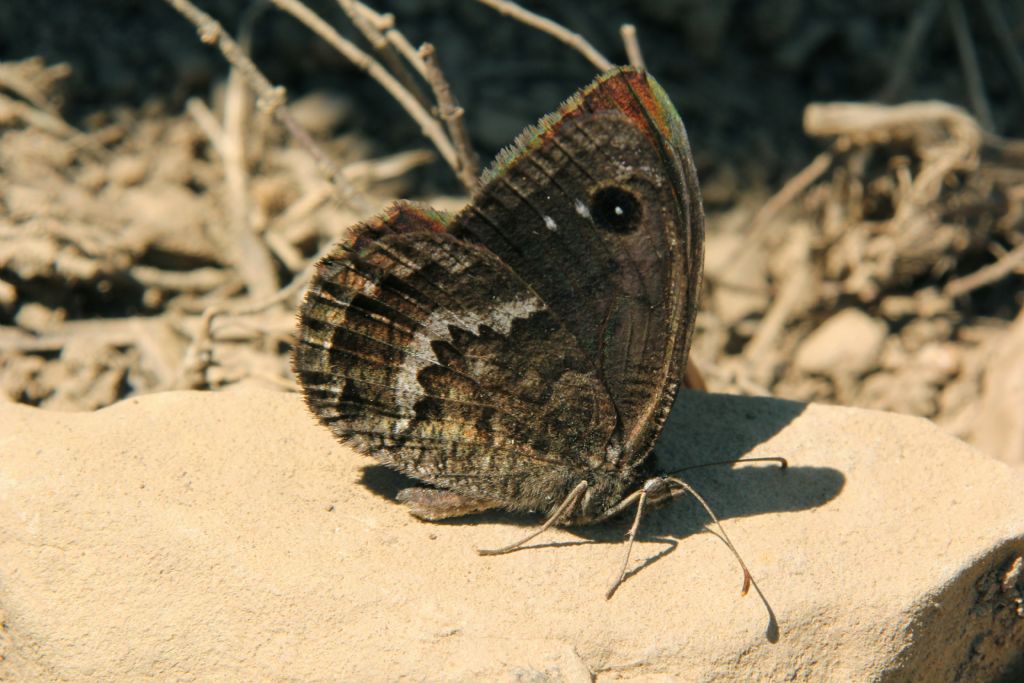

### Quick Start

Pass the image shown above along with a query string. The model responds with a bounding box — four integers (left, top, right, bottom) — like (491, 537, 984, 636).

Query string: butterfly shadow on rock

(358, 389, 843, 643)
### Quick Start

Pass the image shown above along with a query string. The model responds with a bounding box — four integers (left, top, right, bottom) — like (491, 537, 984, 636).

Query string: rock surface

(1, 387, 1022, 681)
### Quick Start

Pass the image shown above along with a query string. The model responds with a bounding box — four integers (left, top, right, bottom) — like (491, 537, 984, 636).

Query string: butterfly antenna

(667, 456, 788, 476)
(665, 476, 769, 608)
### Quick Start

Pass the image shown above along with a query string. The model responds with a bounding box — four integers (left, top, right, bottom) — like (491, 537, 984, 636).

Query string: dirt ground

(1, 1, 1022, 465)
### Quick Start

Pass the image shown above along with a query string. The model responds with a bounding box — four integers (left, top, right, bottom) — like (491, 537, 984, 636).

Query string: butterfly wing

(294, 202, 622, 512)
(449, 67, 704, 465)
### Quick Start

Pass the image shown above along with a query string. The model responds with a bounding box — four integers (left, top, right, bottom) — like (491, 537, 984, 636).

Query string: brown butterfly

(294, 67, 765, 598)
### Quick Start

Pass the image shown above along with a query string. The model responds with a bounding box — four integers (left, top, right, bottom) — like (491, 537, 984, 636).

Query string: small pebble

(795, 308, 888, 377)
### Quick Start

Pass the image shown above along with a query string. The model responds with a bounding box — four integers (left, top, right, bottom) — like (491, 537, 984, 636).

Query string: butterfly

(293, 67, 755, 597)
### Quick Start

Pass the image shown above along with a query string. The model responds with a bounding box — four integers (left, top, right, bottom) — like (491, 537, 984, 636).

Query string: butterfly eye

(590, 186, 642, 233)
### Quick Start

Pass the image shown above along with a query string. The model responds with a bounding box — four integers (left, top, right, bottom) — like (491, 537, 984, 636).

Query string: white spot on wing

(543, 215, 557, 231)
(574, 199, 591, 219)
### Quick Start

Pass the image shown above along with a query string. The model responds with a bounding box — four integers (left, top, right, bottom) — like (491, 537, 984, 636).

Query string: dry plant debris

(699, 99, 1023, 456)
(0, 51, 433, 407)
(1, 3, 1022, 467)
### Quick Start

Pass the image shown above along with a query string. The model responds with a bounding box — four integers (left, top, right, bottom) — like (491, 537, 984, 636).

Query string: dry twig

(946, 0, 995, 132)
(337, 0, 432, 109)
(0, 93, 81, 140)
(175, 230, 347, 390)
(877, 0, 943, 102)
(744, 262, 814, 372)
(384, 27, 429, 79)
(162, 0, 366, 210)
(185, 97, 224, 156)
(221, 3, 280, 300)
(619, 24, 645, 71)
(0, 57, 72, 113)
(474, 0, 613, 71)
(269, 0, 460, 173)
(749, 151, 834, 231)
(979, 0, 1024, 103)
(805, 101, 983, 214)
(349, 3, 430, 81)
(183, 66, 280, 300)
(420, 43, 479, 191)
(715, 151, 833, 274)
(944, 241, 1024, 298)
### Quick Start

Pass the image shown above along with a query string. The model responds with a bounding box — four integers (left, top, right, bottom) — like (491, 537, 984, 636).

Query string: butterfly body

(294, 67, 704, 528)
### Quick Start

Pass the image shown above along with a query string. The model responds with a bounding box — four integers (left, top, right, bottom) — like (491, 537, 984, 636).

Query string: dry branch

(876, 0, 942, 102)
(420, 43, 479, 191)
(946, 0, 995, 132)
(268, 0, 460, 174)
(619, 24, 645, 71)
(338, 0, 432, 109)
(474, 0, 613, 71)
(944, 242, 1024, 298)
(979, 0, 1024, 103)
(0, 57, 72, 113)
(162, 0, 365, 210)
(222, 5, 280, 300)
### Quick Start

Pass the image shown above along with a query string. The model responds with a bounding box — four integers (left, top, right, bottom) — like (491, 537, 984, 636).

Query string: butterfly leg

(477, 480, 589, 556)
(605, 487, 649, 599)
(596, 477, 686, 598)
(396, 487, 501, 521)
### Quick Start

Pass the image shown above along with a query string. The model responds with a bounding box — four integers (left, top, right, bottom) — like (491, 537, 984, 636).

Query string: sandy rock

(1, 388, 1022, 681)
(794, 307, 888, 377)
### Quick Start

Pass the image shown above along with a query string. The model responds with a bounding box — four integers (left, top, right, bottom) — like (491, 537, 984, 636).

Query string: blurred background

(1, 0, 1021, 465)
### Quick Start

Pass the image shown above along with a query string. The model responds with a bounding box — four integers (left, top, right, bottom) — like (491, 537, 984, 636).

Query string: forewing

(449, 67, 705, 465)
